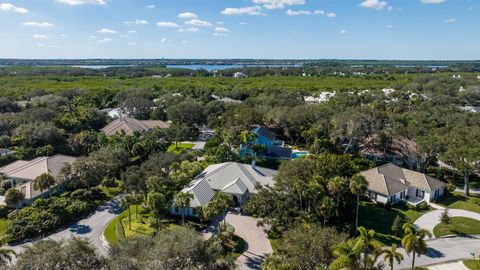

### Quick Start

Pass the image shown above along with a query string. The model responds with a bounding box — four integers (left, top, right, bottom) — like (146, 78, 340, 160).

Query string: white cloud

(421, 0, 446, 3)
(178, 12, 198, 19)
(339, 30, 348, 34)
(444, 18, 456, 23)
(124, 19, 148, 25)
(97, 28, 117, 34)
(22, 21, 54, 27)
(128, 42, 136, 46)
(387, 24, 393, 29)
(156, 21, 180, 28)
(217, 21, 224, 25)
(89, 35, 97, 39)
(60, 34, 68, 37)
(181, 40, 187, 44)
(0, 3, 28, 13)
(185, 19, 212, 27)
(128, 30, 137, 34)
(360, 0, 388, 10)
(314, 10, 325, 15)
(146, 4, 155, 9)
(221, 6, 263, 16)
(326, 12, 336, 18)
(253, 0, 305, 10)
(239, 22, 248, 25)
(57, 0, 106, 5)
(160, 38, 169, 43)
(97, 37, 112, 43)
(213, 33, 228, 37)
(179, 27, 200, 32)
(33, 34, 49, 39)
(286, 9, 311, 15)
(215, 26, 230, 32)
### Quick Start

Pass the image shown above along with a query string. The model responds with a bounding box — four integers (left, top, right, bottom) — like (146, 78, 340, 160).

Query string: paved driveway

(222, 213, 272, 270)
(414, 209, 480, 237)
(428, 261, 469, 270)
(8, 197, 122, 257)
(394, 235, 480, 269)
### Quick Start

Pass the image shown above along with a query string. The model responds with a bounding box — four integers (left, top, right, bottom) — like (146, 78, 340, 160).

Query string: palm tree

(330, 239, 362, 270)
(0, 247, 15, 267)
(240, 130, 256, 144)
(350, 174, 367, 233)
(120, 194, 134, 230)
(131, 192, 143, 219)
(4, 188, 25, 212)
(292, 180, 306, 211)
(383, 244, 404, 270)
(147, 192, 165, 228)
(355, 226, 382, 270)
(213, 192, 233, 230)
(173, 192, 193, 226)
(401, 223, 432, 270)
(34, 173, 56, 198)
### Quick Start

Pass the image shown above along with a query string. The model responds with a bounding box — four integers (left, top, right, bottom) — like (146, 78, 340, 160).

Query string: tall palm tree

(330, 239, 362, 270)
(34, 173, 56, 198)
(292, 180, 306, 211)
(355, 226, 382, 270)
(173, 192, 193, 226)
(240, 130, 256, 144)
(383, 244, 404, 270)
(213, 192, 233, 230)
(131, 192, 143, 219)
(401, 223, 432, 270)
(0, 247, 15, 267)
(350, 174, 367, 233)
(147, 192, 165, 228)
(120, 194, 133, 230)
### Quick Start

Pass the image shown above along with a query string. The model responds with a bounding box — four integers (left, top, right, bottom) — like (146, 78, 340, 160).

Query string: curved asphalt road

(394, 235, 480, 269)
(7, 197, 122, 257)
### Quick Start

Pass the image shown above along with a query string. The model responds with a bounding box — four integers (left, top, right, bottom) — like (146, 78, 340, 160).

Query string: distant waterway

(165, 64, 301, 71)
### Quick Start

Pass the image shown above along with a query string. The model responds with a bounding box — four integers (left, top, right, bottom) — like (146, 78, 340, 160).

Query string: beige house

(0, 154, 77, 204)
(360, 163, 446, 206)
(101, 117, 170, 136)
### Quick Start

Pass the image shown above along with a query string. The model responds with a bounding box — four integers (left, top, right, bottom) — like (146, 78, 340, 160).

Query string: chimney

(251, 160, 256, 171)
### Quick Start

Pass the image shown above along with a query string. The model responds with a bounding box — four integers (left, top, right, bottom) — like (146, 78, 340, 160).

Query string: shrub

(415, 201, 429, 211)
(391, 215, 405, 236)
(440, 208, 451, 224)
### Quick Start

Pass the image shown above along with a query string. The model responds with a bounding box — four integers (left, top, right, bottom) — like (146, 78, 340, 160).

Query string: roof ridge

(237, 163, 258, 187)
(201, 162, 231, 179)
(4, 156, 49, 176)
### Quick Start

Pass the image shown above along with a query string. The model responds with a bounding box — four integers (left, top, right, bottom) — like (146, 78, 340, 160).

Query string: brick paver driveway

(225, 213, 273, 270)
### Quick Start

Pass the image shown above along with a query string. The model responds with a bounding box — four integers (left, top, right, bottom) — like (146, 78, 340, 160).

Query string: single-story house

(101, 116, 170, 136)
(170, 161, 277, 218)
(360, 163, 446, 206)
(240, 127, 295, 160)
(0, 154, 77, 205)
(359, 137, 421, 170)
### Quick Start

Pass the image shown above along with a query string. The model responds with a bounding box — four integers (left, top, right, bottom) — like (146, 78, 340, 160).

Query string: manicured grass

(167, 143, 194, 154)
(99, 181, 123, 199)
(433, 217, 480, 237)
(0, 219, 10, 240)
(438, 192, 480, 214)
(359, 201, 428, 244)
(104, 205, 156, 245)
(464, 260, 480, 270)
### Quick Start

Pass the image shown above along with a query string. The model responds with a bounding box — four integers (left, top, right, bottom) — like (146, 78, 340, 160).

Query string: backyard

(167, 143, 194, 154)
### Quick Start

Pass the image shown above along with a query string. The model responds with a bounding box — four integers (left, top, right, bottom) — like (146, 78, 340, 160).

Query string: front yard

(433, 217, 480, 237)
(167, 143, 194, 154)
(359, 201, 428, 244)
(464, 260, 480, 270)
(438, 192, 480, 214)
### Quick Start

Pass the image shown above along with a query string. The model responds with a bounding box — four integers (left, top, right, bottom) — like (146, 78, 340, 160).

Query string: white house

(0, 154, 77, 205)
(171, 162, 277, 218)
(360, 163, 446, 206)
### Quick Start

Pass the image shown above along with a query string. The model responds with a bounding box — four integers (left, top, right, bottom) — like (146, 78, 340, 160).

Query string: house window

(400, 190, 406, 199)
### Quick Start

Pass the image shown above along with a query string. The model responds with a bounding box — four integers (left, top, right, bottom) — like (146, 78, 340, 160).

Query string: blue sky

(0, 0, 478, 59)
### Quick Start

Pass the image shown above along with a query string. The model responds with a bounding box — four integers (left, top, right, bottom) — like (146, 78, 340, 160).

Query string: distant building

(459, 106, 480, 114)
(170, 162, 277, 217)
(0, 154, 77, 205)
(101, 117, 170, 136)
(233, 72, 247, 78)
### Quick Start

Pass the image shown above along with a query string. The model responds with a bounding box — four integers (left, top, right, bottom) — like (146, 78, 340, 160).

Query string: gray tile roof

(360, 163, 446, 196)
(182, 162, 277, 207)
(101, 117, 170, 136)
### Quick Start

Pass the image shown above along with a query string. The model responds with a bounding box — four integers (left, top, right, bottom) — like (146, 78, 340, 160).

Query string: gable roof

(252, 127, 276, 141)
(0, 154, 77, 181)
(182, 162, 277, 207)
(101, 117, 170, 136)
(360, 163, 445, 196)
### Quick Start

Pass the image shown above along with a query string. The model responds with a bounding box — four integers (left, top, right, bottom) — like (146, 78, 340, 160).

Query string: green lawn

(433, 217, 480, 237)
(359, 201, 428, 244)
(0, 219, 10, 241)
(438, 192, 480, 214)
(464, 260, 480, 270)
(167, 143, 194, 154)
(104, 205, 156, 245)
